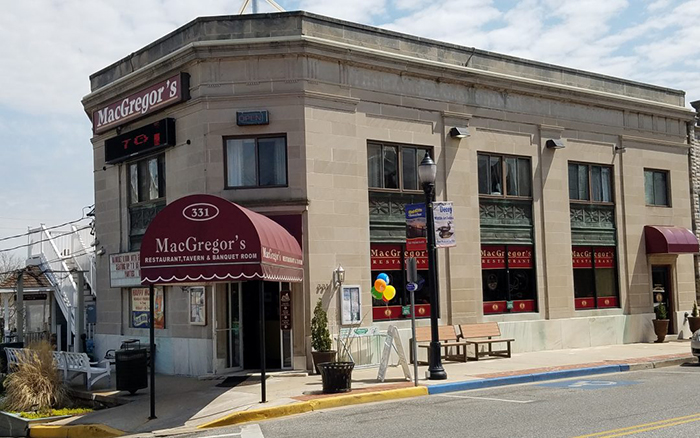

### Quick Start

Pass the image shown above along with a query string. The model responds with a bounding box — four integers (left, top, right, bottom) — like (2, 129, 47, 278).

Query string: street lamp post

(418, 152, 447, 380)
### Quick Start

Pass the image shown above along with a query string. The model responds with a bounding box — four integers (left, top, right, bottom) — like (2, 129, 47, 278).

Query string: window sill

(225, 184, 289, 190)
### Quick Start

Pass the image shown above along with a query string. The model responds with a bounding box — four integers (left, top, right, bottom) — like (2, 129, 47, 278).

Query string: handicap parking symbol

(538, 380, 639, 389)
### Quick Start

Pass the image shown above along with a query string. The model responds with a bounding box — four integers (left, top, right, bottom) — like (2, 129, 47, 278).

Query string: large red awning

(140, 194, 303, 284)
(644, 225, 699, 254)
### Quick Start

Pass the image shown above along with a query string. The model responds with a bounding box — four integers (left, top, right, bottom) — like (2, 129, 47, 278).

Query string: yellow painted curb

(199, 386, 428, 429)
(29, 424, 125, 438)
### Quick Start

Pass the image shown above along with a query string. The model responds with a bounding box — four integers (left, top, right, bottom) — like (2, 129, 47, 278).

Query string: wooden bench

(5, 348, 111, 390)
(458, 322, 514, 361)
(410, 326, 469, 365)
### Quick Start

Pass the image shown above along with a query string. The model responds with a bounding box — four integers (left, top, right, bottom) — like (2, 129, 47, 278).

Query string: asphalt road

(184, 363, 700, 438)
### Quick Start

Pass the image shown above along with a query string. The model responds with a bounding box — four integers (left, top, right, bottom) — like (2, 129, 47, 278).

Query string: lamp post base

(427, 340, 447, 380)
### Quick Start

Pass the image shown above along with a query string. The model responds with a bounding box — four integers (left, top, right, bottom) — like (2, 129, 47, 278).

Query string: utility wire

(0, 226, 92, 255)
(0, 247, 95, 279)
(0, 216, 92, 244)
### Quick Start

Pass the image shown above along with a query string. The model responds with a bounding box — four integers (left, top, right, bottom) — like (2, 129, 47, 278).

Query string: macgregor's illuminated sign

(92, 73, 190, 134)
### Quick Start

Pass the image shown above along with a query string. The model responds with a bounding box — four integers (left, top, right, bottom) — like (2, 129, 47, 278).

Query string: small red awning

(644, 225, 699, 254)
(140, 194, 303, 284)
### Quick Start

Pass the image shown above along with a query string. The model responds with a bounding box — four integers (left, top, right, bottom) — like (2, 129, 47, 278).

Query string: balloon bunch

(371, 273, 396, 302)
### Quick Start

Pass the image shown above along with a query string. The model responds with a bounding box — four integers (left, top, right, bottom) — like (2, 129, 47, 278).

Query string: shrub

(311, 298, 332, 352)
(655, 302, 668, 320)
(2, 341, 67, 412)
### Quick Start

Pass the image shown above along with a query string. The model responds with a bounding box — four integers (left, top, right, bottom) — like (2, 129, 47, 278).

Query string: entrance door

(241, 281, 293, 370)
(214, 283, 242, 371)
(652, 266, 674, 333)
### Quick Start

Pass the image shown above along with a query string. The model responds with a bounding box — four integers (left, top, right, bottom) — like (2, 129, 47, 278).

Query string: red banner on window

(572, 246, 592, 268)
(372, 304, 430, 321)
(508, 246, 533, 269)
(481, 246, 505, 269)
(483, 301, 507, 314)
(511, 299, 536, 312)
(594, 247, 615, 268)
(575, 297, 595, 309)
(370, 244, 427, 270)
(597, 296, 618, 308)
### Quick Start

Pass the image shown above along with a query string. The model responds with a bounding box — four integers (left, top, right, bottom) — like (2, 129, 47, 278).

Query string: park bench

(5, 347, 110, 390)
(458, 322, 514, 361)
(410, 325, 469, 365)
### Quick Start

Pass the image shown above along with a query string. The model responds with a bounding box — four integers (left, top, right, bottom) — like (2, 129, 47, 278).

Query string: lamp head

(418, 153, 437, 185)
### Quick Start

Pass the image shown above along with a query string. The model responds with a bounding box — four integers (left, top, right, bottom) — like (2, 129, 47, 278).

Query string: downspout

(687, 101, 700, 300)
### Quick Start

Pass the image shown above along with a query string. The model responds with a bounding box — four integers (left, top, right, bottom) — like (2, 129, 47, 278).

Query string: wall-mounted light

(449, 127, 469, 139)
(545, 139, 565, 149)
(614, 145, 627, 153)
(334, 265, 345, 287)
(95, 247, 106, 256)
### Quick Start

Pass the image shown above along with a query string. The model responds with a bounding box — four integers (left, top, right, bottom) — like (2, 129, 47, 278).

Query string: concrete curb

(29, 424, 125, 438)
(198, 386, 429, 429)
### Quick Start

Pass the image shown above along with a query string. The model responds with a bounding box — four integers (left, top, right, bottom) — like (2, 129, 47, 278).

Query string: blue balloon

(377, 273, 390, 285)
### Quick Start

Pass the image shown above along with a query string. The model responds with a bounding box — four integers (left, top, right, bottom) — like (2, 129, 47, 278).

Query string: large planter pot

(311, 350, 336, 374)
(653, 319, 669, 343)
(689, 317, 700, 335)
(318, 361, 354, 394)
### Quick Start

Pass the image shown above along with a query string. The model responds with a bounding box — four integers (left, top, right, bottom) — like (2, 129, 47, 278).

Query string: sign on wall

(280, 290, 292, 330)
(131, 287, 165, 329)
(110, 252, 141, 288)
(236, 110, 269, 126)
(104, 118, 176, 164)
(432, 201, 455, 248)
(341, 285, 361, 325)
(92, 73, 190, 134)
(189, 286, 206, 325)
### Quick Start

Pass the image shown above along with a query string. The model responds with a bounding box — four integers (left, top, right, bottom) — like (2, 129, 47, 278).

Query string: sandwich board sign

(377, 325, 412, 382)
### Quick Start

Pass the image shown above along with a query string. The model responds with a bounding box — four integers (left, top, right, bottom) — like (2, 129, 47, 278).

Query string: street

(183, 363, 700, 438)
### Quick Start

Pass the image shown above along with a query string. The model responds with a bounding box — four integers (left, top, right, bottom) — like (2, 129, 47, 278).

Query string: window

(370, 243, 431, 321)
(644, 169, 669, 206)
(477, 154, 531, 197)
(368, 142, 429, 191)
(568, 163, 612, 203)
(128, 154, 166, 250)
(481, 245, 536, 314)
(129, 155, 165, 205)
(572, 246, 619, 309)
(225, 136, 287, 188)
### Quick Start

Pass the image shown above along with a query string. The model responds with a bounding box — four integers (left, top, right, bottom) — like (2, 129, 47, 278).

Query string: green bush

(655, 302, 668, 320)
(311, 298, 332, 352)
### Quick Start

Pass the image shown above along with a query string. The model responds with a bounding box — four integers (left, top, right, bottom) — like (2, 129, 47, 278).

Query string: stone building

(82, 12, 698, 376)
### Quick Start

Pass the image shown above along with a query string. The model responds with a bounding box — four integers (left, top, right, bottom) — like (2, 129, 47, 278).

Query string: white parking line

(435, 394, 534, 404)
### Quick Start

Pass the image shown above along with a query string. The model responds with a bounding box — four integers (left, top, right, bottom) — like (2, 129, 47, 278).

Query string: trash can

(317, 361, 354, 394)
(115, 348, 148, 394)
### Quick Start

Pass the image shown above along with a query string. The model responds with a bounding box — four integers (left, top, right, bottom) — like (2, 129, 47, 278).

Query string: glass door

(652, 266, 674, 333)
(215, 283, 243, 371)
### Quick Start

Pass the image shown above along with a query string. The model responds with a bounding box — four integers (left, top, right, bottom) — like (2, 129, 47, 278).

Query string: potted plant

(689, 301, 700, 334)
(310, 298, 336, 374)
(653, 302, 669, 343)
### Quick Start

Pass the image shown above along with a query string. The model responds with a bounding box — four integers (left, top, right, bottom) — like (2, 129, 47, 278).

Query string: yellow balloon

(374, 279, 387, 293)
(383, 285, 396, 301)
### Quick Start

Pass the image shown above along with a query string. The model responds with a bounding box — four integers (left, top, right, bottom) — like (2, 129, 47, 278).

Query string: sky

(1, 0, 699, 256)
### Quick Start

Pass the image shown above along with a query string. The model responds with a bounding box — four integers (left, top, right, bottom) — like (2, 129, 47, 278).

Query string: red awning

(644, 225, 699, 254)
(140, 194, 303, 284)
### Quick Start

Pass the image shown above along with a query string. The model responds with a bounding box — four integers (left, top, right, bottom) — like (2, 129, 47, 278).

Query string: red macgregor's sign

(370, 243, 427, 270)
(92, 73, 190, 134)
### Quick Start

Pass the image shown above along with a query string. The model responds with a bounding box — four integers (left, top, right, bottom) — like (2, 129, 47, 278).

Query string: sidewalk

(33, 339, 697, 437)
